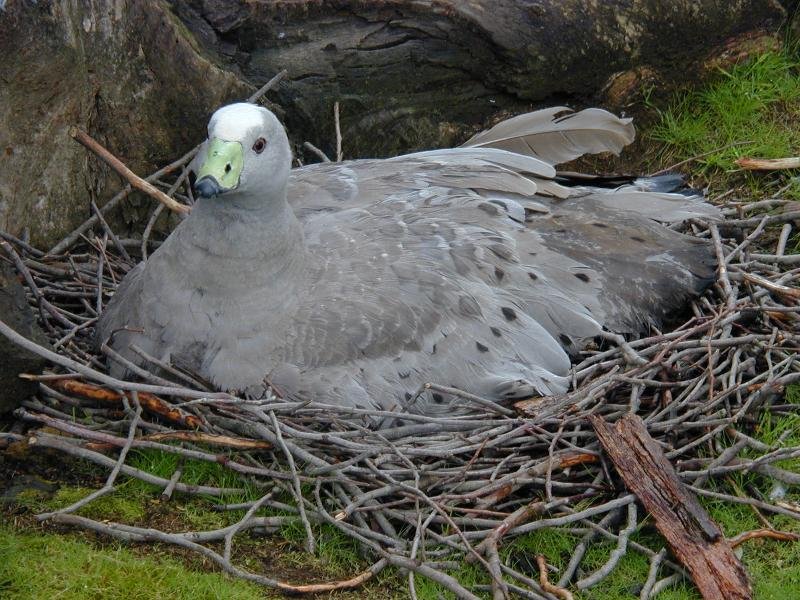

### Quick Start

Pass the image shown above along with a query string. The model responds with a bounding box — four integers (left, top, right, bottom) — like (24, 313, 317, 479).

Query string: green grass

(0, 526, 264, 600)
(650, 50, 800, 195)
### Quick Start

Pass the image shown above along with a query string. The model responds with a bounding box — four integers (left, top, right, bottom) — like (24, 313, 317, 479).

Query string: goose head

(193, 103, 292, 208)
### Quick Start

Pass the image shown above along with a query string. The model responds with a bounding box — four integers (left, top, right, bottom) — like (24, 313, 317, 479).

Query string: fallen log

(590, 413, 751, 600)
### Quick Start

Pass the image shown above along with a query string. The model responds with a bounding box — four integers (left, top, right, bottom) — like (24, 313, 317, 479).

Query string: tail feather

(462, 107, 635, 165)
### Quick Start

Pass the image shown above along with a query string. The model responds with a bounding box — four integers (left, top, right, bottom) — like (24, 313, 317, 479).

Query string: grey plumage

(97, 104, 717, 420)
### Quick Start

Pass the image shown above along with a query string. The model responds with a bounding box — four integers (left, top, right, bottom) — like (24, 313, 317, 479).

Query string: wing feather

(462, 107, 635, 165)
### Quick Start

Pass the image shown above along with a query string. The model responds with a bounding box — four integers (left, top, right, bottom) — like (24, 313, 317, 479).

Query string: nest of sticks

(3, 94, 800, 600)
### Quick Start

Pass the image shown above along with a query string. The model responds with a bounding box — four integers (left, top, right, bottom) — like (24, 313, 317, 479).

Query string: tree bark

(175, 0, 785, 157)
(591, 414, 752, 600)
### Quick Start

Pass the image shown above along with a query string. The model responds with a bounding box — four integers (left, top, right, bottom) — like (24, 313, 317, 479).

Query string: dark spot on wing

(431, 343, 437, 354)
(559, 333, 572, 346)
(476, 341, 489, 352)
(490, 326, 502, 337)
(501, 306, 517, 321)
(631, 236, 646, 243)
(574, 273, 590, 283)
(528, 272, 538, 281)
(478, 202, 500, 216)
(494, 267, 505, 281)
(432, 393, 444, 404)
(404, 392, 412, 401)
(593, 222, 609, 228)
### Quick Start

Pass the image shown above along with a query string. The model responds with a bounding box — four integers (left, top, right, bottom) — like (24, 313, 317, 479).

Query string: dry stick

(576, 502, 637, 590)
(1, 240, 75, 329)
(536, 555, 574, 600)
(733, 270, 800, 300)
(688, 486, 800, 521)
(728, 528, 800, 548)
(639, 548, 668, 600)
(598, 330, 648, 366)
(419, 382, 516, 416)
(94, 233, 106, 314)
(51, 378, 202, 429)
(558, 507, 620, 587)
(2, 431, 243, 496)
(735, 156, 800, 170)
(142, 431, 271, 450)
(408, 510, 436, 600)
(223, 490, 275, 562)
(90, 200, 131, 263)
(130, 344, 211, 390)
(246, 69, 288, 103)
(776, 223, 792, 257)
(141, 163, 187, 259)
(37, 392, 142, 520)
(303, 141, 331, 162)
(69, 128, 189, 215)
(0, 230, 44, 257)
(334, 100, 343, 162)
(724, 215, 769, 265)
(268, 409, 316, 554)
(649, 574, 685, 598)
(161, 460, 184, 502)
(141, 203, 165, 260)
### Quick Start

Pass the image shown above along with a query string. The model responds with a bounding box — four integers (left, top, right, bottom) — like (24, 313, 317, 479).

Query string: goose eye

(252, 137, 266, 154)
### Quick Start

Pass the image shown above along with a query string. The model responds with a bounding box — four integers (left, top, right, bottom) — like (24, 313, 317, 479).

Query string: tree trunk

(0, 0, 787, 246)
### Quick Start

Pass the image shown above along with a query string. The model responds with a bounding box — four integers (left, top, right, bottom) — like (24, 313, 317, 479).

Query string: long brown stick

(735, 156, 800, 171)
(69, 127, 190, 215)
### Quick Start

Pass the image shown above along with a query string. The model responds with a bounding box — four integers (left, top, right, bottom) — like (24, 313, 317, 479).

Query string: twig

(639, 548, 667, 600)
(246, 69, 288, 103)
(334, 101, 343, 162)
(160, 460, 184, 501)
(268, 410, 316, 553)
(536, 555, 574, 600)
(70, 128, 189, 215)
(735, 156, 800, 171)
(728, 528, 800, 548)
(303, 141, 331, 163)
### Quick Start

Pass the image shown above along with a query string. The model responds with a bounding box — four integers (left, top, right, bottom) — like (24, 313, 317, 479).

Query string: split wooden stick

(69, 127, 190, 215)
(590, 413, 751, 600)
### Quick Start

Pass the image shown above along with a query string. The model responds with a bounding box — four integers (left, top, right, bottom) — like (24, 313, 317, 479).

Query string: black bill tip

(194, 176, 223, 198)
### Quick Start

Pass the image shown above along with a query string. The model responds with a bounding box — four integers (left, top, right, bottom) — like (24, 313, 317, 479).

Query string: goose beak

(194, 138, 244, 197)
(194, 176, 222, 198)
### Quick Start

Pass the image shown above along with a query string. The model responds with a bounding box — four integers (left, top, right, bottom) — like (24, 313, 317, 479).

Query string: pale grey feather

(462, 106, 635, 165)
(97, 105, 717, 422)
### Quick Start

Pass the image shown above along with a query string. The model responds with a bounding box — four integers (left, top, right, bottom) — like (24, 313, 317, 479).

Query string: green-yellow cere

(197, 138, 244, 191)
